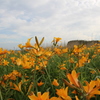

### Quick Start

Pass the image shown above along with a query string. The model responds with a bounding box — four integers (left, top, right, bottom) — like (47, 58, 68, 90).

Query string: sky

(0, 0, 100, 50)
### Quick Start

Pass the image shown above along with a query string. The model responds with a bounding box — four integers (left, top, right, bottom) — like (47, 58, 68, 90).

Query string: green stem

(0, 90, 3, 100)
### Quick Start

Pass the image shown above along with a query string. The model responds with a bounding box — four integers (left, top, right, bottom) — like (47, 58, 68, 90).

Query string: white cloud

(0, 33, 20, 39)
(0, 0, 100, 49)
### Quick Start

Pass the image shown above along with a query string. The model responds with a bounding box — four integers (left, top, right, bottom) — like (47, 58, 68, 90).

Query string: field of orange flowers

(0, 37, 100, 100)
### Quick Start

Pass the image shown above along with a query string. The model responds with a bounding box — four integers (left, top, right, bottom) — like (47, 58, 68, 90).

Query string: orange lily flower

(18, 44, 24, 49)
(3, 59, 9, 66)
(25, 37, 33, 48)
(62, 48, 68, 53)
(73, 45, 82, 54)
(12, 70, 21, 76)
(22, 61, 31, 69)
(0, 48, 8, 55)
(28, 92, 49, 100)
(84, 80, 100, 99)
(16, 58, 22, 66)
(56, 87, 72, 100)
(10, 57, 16, 63)
(52, 79, 59, 86)
(11, 81, 22, 92)
(52, 37, 62, 46)
(67, 70, 80, 88)
(54, 48, 61, 54)
(60, 67, 67, 70)
(77, 56, 88, 67)
(95, 78, 100, 87)
(18, 38, 34, 48)
(53, 37, 62, 44)
(45, 51, 52, 56)
(37, 81, 44, 86)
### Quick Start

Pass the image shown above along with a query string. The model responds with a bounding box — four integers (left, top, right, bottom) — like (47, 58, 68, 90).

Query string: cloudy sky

(0, 0, 100, 49)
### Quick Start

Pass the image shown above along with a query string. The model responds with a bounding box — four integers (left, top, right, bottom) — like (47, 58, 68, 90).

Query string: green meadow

(0, 37, 100, 100)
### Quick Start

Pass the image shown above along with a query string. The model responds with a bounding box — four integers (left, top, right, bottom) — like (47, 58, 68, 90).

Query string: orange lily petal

(67, 70, 79, 87)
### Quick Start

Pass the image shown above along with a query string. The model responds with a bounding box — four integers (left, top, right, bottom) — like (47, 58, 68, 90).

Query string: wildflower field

(0, 36, 100, 100)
